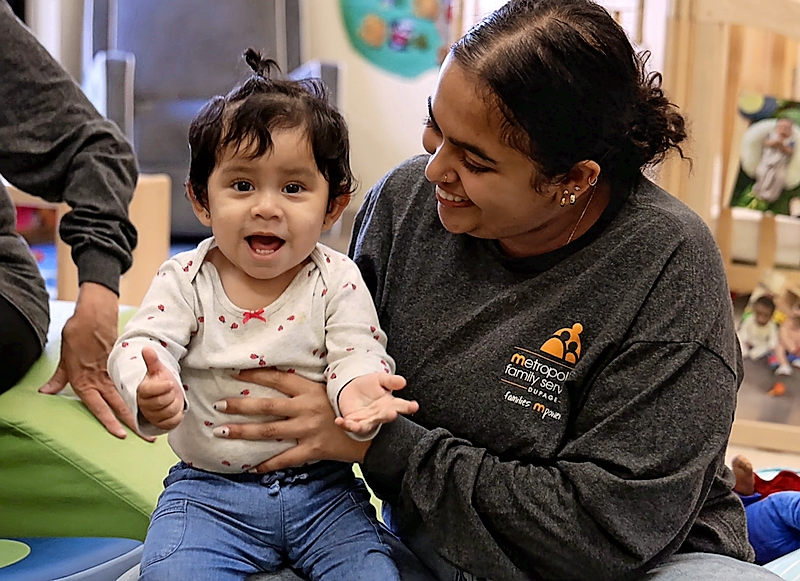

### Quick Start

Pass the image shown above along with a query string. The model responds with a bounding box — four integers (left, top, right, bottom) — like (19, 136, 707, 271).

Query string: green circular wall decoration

(340, 0, 451, 78)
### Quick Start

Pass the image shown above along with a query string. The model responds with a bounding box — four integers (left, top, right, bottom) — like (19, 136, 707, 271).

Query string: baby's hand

(137, 346, 184, 430)
(335, 372, 418, 436)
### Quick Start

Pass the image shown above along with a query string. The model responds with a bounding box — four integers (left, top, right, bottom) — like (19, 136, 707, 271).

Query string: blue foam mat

(0, 538, 142, 581)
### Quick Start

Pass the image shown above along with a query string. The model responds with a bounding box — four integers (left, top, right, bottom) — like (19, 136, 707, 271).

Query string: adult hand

(213, 368, 370, 472)
(39, 282, 154, 441)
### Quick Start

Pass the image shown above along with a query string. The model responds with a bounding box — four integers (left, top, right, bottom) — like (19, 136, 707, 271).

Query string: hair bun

(626, 69, 686, 169)
(243, 48, 281, 78)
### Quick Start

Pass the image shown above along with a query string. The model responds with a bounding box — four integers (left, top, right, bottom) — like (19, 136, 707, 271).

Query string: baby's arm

(321, 254, 418, 438)
(108, 260, 196, 436)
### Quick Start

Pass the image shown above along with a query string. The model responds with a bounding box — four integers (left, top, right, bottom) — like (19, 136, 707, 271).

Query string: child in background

(108, 49, 417, 581)
(738, 295, 779, 361)
(770, 303, 800, 376)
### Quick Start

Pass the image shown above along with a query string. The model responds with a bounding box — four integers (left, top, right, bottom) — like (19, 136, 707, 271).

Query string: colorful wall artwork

(730, 92, 800, 217)
(340, 0, 451, 78)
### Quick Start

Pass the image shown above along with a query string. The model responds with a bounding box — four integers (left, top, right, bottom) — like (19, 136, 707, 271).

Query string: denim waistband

(173, 459, 350, 487)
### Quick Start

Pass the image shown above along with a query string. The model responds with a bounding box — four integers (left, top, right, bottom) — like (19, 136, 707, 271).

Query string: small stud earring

(560, 189, 569, 207)
(574, 185, 581, 191)
(442, 173, 450, 184)
(569, 192, 576, 205)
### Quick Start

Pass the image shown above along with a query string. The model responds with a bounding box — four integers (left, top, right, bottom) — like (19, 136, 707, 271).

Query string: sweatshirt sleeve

(0, 2, 137, 294)
(108, 260, 196, 436)
(323, 255, 396, 440)
(348, 164, 402, 310)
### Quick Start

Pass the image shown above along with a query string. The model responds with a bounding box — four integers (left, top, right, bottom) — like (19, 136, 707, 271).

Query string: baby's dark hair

(452, 0, 687, 191)
(187, 48, 355, 211)
(754, 295, 776, 312)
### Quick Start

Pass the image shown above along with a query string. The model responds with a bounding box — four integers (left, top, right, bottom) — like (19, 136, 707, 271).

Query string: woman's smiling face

(422, 55, 576, 257)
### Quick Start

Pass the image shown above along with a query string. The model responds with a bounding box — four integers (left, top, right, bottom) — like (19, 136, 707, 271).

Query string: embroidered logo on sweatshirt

(539, 323, 583, 364)
(499, 322, 583, 421)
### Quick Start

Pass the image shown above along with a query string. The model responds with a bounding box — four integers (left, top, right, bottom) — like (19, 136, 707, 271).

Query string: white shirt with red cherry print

(108, 237, 394, 473)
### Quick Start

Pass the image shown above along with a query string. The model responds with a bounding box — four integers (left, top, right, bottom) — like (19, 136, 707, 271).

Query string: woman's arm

(361, 341, 742, 581)
(0, 4, 139, 438)
(0, 2, 137, 291)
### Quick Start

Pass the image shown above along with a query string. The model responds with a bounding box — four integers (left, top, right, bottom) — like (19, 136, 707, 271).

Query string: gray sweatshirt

(0, 2, 137, 344)
(351, 156, 752, 581)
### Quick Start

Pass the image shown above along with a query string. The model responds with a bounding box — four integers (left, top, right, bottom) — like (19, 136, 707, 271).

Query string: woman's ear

(564, 161, 602, 198)
(574, 159, 600, 186)
(187, 183, 212, 227)
(323, 194, 351, 232)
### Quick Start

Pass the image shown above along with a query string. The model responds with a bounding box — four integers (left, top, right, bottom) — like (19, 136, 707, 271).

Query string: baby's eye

(233, 181, 254, 192)
(283, 183, 304, 194)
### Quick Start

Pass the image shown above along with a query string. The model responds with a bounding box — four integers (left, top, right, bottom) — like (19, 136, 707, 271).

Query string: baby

(738, 294, 778, 361)
(753, 118, 795, 204)
(108, 49, 416, 581)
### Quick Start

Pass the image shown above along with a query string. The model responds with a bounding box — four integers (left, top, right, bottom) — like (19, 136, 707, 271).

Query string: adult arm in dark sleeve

(0, 1, 137, 290)
(0, 3, 145, 441)
(363, 342, 738, 581)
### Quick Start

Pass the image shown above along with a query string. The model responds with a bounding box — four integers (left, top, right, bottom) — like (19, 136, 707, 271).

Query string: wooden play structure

(656, 0, 800, 453)
(659, 0, 800, 296)
(7, 174, 171, 307)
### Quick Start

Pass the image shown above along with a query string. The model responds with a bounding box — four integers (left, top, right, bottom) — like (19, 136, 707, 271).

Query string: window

(452, 0, 666, 74)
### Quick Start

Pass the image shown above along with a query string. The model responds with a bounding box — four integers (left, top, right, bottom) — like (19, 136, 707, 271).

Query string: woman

(215, 1, 777, 579)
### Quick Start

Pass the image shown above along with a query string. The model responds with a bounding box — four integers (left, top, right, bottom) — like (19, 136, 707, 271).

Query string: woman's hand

(213, 368, 370, 472)
(39, 282, 154, 441)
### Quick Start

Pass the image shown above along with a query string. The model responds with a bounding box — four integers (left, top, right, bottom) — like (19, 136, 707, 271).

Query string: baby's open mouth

(247, 235, 284, 255)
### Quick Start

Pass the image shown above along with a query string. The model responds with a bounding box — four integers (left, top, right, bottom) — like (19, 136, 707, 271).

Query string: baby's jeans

(138, 461, 400, 581)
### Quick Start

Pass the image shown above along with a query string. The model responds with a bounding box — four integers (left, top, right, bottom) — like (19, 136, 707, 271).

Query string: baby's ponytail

(243, 48, 281, 79)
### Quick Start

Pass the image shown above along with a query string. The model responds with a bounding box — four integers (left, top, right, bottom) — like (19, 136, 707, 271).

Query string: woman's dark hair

(188, 48, 355, 211)
(451, 0, 686, 189)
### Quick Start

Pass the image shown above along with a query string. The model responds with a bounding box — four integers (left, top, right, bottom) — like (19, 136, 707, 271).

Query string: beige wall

(301, 0, 438, 200)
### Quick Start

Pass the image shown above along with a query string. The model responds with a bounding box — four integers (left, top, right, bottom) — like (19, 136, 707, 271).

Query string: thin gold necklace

(566, 184, 597, 245)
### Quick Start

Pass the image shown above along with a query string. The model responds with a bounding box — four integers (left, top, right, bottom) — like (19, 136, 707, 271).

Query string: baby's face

(753, 303, 774, 326)
(196, 128, 336, 283)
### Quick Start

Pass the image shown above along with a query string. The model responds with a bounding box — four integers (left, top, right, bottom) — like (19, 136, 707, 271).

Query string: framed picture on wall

(729, 93, 800, 218)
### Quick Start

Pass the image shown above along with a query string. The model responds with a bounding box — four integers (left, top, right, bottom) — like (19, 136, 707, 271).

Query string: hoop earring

(589, 176, 598, 187)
